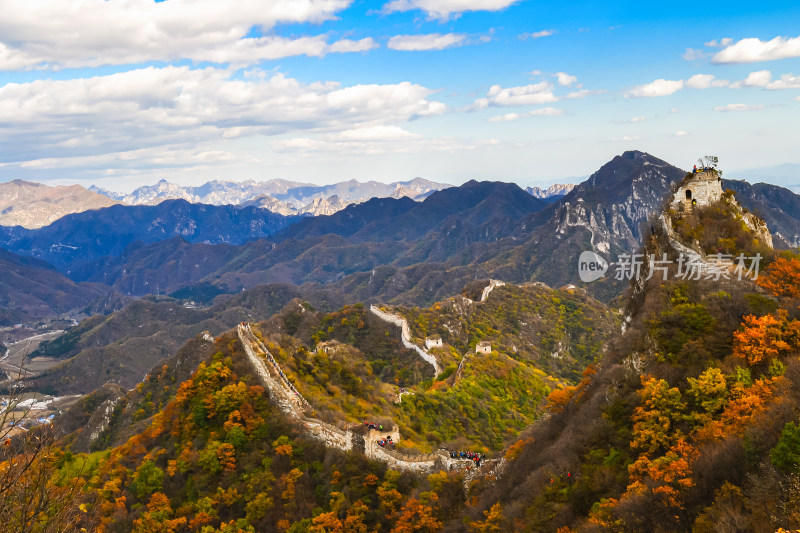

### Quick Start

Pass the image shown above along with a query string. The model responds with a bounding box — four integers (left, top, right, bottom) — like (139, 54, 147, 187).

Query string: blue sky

(0, 0, 799, 191)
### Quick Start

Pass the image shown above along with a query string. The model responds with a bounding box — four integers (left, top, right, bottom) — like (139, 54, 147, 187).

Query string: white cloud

(556, 72, 577, 86)
(382, 0, 521, 19)
(487, 107, 564, 122)
(713, 103, 766, 112)
(685, 74, 713, 89)
(273, 128, 476, 155)
(742, 70, 773, 87)
(529, 29, 556, 39)
(713, 36, 800, 64)
(189, 36, 378, 66)
(476, 81, 557, 107)
(387, 33, 466, 51)
(629, 116, 646, 123)
(564, 89, 590, 99)
(705, 38, 733, 48)
(625, 79, 684, 98)
(336, 125, 421, 141)
(670, 107, 679, 113)
(683, 48, 707, 61)
(610, 135, 641, 142)
(0, 0, 365, 70)
(766, 73, 800, 90)
(0, 66, 446, 165)
(675, 130, 688, 136)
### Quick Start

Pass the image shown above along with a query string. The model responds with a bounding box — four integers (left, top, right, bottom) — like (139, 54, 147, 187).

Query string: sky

(1, 0, 799, 192)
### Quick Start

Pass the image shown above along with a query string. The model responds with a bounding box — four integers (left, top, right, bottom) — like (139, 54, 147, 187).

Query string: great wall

(368, 305, 442, 375)
(237, 323, 498, 476)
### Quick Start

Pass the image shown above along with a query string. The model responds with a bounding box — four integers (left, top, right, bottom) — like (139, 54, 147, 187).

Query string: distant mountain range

(0, 179, 116, 228)
(0, 200, 300, 274)
(0, 177, 575, 231)
(90, 177, 453, 216)
(2, 151, 799, 327)
(526, 183, 576, 200)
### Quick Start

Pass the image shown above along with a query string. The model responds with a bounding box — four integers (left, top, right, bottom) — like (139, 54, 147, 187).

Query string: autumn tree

(757, 255, 800, 299)
(631, 377, 686, 455)
(732, 311, 800, 366)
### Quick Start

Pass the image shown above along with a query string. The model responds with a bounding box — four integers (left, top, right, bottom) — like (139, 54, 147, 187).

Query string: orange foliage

(391, 493, 441, 533)
(732, 311, 800, 366)
(470, 502, 506, 532)
(630, 376, 686, 455)
(504, 438, 533, 461)
(546, 386, 577, 413)
(696, 377, 779, 442)
(757, 256, 800, 298)
(216, 443, 236, 471)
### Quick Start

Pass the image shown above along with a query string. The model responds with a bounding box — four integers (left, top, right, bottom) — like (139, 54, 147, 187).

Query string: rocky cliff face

(722, 179, 800, 248)
(551, 151, 686, 254)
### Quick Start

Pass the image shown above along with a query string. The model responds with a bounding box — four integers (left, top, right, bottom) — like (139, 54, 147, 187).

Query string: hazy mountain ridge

(92, 176, 451, 210)
(0, 179, 117, 229)
(526, 183, 576, 200)
(0, 199, 300, 273)
(0, 248, 110, 326)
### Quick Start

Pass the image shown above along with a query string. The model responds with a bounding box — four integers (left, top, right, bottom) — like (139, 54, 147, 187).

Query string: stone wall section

(238, 324, 490, 474)
(369, 305, 442, 375)
(480, 279, 505, 302)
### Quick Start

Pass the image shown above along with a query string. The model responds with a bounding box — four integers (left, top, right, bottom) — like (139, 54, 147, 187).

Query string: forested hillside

(463, 187, 800, 531)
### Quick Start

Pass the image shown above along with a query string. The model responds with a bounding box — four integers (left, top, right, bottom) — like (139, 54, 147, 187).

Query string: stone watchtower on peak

(671, 167, 723, 211)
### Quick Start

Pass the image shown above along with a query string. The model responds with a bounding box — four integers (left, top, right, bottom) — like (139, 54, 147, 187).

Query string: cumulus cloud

(742, 70, 773, 87)
(713, 103, 766, 112)
(0, 66, 446, 165)
(382, 0, 521, 19)
(626, 74, 732, 96)
(387, 33, 466, 51)
(766, 73, 800, 90)
(556, 72, 577, 86)
(685, 74, 714, 89)
(528, 29, 556, 39)
(713, 35, 800, 64)
(473, 81, 557, 108)
(675, 130, 688, 136)
(625, 78, 684, 98)
(487, 107, 564, 122)
(0, 0, 368, 70)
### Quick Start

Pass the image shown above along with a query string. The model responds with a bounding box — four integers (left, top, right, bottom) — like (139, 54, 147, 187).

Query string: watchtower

(671, 168, 723, 210)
